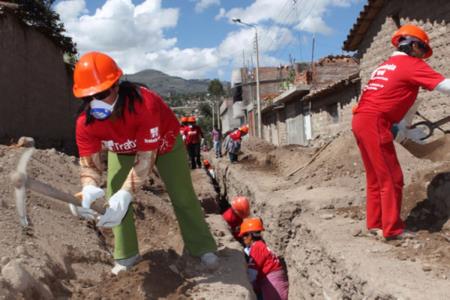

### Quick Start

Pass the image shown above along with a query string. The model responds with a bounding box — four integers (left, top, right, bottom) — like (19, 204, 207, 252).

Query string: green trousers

(108, 135, 217, 259)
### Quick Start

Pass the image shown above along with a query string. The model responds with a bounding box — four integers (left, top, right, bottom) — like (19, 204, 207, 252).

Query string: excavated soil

(0, 145, 253, 299)
(211, 131, 450, 299)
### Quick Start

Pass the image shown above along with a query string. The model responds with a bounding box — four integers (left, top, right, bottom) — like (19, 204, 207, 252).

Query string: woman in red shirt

(240, 217, 289, 300)
(352, 25, 450, 240)
(222, 196, 250, 239)
(72, 52, 217, 274)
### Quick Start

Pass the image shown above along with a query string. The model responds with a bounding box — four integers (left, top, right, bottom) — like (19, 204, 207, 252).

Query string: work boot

(201, 252, 219, 270)
(111, 254, 142, 275)
(385, 230, 416, 241)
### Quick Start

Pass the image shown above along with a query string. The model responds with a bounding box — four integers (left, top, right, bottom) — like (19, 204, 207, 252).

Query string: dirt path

(0, 145, 254, 299)
(212, 132, 450, 299)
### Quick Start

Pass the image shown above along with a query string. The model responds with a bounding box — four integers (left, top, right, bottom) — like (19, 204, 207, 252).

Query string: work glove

(394, 121, 427, 144)
(81, 185, 105, 209)
(69, 204, 98, 221)
(97, 190, 132, 228)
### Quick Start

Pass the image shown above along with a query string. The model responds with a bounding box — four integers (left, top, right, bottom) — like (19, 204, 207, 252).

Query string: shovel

(410, 111, 450, 141)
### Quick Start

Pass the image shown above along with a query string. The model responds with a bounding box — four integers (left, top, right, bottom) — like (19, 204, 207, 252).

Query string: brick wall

(0, 11, 78, 153)
(307, 82, 360, 140)
(356, 0, 450, 128)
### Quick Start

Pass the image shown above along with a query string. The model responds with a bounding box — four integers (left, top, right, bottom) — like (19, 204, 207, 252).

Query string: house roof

(302, 72, 360, 101)
(261, 85, 310, 113)
(342, 0, 385, 51)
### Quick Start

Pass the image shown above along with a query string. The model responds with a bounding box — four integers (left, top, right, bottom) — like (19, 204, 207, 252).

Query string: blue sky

(54, 0, 365, 80)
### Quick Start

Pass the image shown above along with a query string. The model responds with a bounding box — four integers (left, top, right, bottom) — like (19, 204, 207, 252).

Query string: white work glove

(405, 127, 427, 144)
(97, 190, 132, 228)
(81, 185, 105, 209)
(69, 204, 98, 221)
(395, 120, 427, 144)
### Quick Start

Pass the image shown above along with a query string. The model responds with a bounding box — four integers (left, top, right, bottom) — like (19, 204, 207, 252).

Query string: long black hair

(78, 81, 146, 125)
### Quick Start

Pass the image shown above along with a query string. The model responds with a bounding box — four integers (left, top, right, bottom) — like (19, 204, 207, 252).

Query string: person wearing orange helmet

(222, 196, 250, 239)
(72, 52, 217, 274)
(202, 159, 216, 179)
(224, 124, 249, 163)
(240, 217, 289, 300)
(352, 24, 450, 240)
(183, 116, 204, 169)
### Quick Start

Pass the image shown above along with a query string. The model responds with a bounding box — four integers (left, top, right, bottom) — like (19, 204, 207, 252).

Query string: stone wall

(0, 10, 78, 153)
(356, 0, 450, 126)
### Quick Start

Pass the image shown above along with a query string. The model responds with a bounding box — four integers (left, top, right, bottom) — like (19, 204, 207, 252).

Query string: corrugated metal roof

(342, 0, 385, 51)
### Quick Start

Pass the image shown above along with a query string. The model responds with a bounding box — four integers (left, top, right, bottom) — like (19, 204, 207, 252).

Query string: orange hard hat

(239, 124, 249, 134)
(239, 217, 264, 237)
(391, 24, 432, 58)
(203, 159, 210, 167)
(73, 51, 123, 98)
(231, 196, 250, 219)
(188, 116, 196, 123)
(181, 116, 188, 123)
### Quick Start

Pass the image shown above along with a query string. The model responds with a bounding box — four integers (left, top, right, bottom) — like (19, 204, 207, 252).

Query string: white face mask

(90, 96, 118, 120)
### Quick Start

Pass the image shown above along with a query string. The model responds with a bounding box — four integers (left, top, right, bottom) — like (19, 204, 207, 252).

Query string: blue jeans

(213, 140, 222, 157)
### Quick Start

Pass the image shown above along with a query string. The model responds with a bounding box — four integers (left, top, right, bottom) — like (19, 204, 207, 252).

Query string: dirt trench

(211, 133, 450, 299)
(0, 145, 254, 299)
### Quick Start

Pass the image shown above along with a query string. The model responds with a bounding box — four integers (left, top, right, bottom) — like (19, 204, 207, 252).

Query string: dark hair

(397, 37, 428, 57)
(78, 81, 146, 125)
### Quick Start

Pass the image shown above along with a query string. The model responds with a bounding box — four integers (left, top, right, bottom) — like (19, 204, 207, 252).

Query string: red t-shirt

(248, 240, 282, 278)
(222, 207, 242, 239)
(76, 87, 180, 156)
(356, 53, 444, 123)
(184, 125, 203, 144)
(229, 130, 242, 141)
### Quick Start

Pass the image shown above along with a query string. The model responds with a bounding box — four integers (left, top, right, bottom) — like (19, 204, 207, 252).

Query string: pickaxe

(10, 145, 105, 227)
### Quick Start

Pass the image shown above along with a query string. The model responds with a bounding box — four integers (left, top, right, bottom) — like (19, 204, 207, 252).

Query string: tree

(12, 0, 77, 56)
(207, 79, 224, 97)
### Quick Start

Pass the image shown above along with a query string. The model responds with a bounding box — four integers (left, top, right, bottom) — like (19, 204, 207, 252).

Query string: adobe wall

(0, 11, 79, 153)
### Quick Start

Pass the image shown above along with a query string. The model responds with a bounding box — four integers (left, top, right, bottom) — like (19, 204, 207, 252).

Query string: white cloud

(219, 0, 356, 35)
(194, 0, 220, 13)
(54, 0, 87, 21)
(215, 7, 226, 20)
(54, 0, 359, 80)
(56, 0, 221, 78)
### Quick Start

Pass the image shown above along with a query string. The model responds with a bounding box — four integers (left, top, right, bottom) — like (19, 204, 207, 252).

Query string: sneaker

(111, 254, 142, 275)
(367, 228, 383, 237)
(201, 252, 219, 270)
(385, 230, 416, 241)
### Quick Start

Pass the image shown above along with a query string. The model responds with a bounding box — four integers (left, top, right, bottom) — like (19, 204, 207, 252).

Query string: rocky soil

(211, 131, 450, 299)
(0, 144, 254, 300)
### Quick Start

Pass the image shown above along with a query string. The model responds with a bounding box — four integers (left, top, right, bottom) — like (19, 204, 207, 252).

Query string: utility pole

(254, 29, 261, 138)
(232, 18, 262, 138)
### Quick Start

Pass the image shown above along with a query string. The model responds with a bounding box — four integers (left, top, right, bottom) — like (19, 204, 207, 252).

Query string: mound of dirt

(0, 145, 253, 299)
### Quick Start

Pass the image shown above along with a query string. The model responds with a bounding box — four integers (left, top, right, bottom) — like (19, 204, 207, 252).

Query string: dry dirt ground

(0, 145, 253, 299)
(212, 131, 450, 299)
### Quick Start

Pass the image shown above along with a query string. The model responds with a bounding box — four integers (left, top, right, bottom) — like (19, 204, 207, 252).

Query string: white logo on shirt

(150, 127, 159, 138)
(101, 139, 136, 152)
(364, 64, 398, 91)
(144, 127, 160, 144)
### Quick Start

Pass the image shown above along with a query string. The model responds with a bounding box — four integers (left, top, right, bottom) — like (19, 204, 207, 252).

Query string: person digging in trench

(73, 51, 218, 274)
(352, 24, 450, 240)
(240, 217, 289, 300)
(224, 124, 249, 163)
(222, 196, 251, 240)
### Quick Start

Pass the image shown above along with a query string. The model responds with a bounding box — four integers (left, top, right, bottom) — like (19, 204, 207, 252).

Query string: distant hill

(123, 69, 211, 97)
